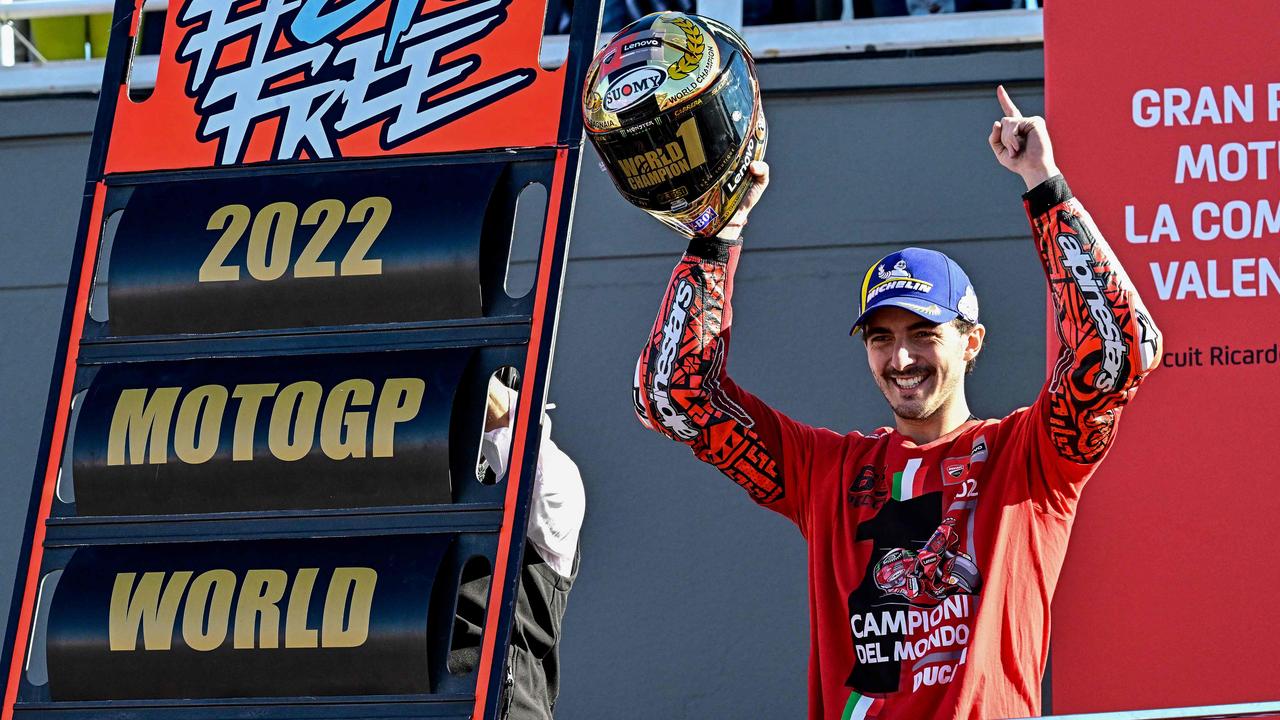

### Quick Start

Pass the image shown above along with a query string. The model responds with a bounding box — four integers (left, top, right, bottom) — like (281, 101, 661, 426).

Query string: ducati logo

(941, 455, 971, 486)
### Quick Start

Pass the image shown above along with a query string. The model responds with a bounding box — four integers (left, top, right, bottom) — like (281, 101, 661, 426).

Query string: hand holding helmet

(714, 160, 768, 241)
(582, 12, 768, 238)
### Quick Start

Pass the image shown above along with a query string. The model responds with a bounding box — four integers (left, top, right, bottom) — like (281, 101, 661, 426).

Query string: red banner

(104, 0, 568, 173)
(1045, 1, 1280, 712)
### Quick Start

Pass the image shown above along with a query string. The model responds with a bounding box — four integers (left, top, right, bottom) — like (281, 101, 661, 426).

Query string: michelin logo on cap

(879, 260, 910, 279)
(867, 259, 934, 303)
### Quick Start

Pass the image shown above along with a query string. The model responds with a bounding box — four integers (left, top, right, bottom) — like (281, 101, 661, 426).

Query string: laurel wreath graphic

(667, 17, 705, 81)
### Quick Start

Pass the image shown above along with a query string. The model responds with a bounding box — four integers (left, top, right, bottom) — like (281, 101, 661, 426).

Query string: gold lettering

(245, 201, 298, 282)
(108, 388, 180, 466)
(181, 569, 236, 652)
(268, 381, 322, 462)
(233, 569, 287, 649)
(320, 379, 374, 460)
(109, 571, 192, 651)
(107, 378, 420, 466)
(371, 378, 424, 458)
(321, 567, 376, 648)
(109, 566, 382, 653)
(341, 197, 389, 277)
(200, 204, 249, 283)
(676, 116, 707, 170)
(230, 383, 277, 461)
(173, 384, 227, 464)
(284, 567, 320, 648)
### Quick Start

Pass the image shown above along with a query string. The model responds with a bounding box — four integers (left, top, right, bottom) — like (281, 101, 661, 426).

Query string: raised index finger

(997, 84, 1022, 118)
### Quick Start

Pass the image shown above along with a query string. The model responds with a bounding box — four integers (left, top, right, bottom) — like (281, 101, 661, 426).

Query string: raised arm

(991, 86, 1163, 464)
(632, 164, 829, 528)
(1026, 177, 1162, 462)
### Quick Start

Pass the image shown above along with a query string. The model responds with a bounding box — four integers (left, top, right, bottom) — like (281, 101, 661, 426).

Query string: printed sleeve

(1020, 175, 1163, 512)
(632, 237, 833, 534)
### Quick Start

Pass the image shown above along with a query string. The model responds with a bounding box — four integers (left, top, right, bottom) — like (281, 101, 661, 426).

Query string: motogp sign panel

(71, 350, 462, 515)
(1044, 1, 1280, 712)
(103, 0, 570, 173)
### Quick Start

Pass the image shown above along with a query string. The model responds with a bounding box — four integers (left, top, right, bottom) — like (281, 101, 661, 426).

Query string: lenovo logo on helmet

(604, 67, 667, 112)
(723, 135, 759, 195)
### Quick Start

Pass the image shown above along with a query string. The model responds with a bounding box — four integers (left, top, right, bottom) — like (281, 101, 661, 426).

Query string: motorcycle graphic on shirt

(847, 493, 983, 694)
(873, 517, 981, 604)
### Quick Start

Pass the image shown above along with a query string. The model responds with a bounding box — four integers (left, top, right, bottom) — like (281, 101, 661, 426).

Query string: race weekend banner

(1045, 2, 1280, 712)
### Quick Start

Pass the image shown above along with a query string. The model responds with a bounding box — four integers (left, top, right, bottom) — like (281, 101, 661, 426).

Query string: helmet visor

(590, 49, 757, 212)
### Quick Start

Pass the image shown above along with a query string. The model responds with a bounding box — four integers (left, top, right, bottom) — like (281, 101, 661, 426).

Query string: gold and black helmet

(582, 12, 767, 237)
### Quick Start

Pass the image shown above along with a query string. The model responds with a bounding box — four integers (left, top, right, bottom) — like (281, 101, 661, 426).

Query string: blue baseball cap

(851, 247, 980, 334)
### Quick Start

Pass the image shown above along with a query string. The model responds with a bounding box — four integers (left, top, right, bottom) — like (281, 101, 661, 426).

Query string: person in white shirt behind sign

(450, 374, 585, 719)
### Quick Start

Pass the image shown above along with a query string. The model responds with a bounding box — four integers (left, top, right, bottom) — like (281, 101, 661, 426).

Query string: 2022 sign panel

(103, 165, 499, 336)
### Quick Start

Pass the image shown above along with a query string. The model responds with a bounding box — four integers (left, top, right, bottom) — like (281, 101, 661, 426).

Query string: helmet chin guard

(582, 12, 768, 238)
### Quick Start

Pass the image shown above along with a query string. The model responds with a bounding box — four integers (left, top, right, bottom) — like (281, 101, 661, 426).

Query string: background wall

(0, 46, 1050, 718)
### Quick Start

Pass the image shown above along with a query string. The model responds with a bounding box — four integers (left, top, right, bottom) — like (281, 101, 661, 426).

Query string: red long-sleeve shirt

(633, 177, 1162, 720)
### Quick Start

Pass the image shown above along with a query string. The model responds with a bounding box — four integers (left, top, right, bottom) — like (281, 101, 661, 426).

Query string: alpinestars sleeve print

(1019, 175, 1164, 512)
(633, 237, 844, 535)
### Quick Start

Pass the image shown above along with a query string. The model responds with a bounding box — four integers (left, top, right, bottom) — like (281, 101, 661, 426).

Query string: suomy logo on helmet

(604, 67, 667, 112)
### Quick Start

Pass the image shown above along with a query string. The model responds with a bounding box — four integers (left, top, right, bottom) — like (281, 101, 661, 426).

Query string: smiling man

(632, 88, 1164, 719)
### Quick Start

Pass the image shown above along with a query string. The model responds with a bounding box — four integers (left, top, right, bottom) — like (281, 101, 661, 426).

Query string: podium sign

(0, 0, 600, 717)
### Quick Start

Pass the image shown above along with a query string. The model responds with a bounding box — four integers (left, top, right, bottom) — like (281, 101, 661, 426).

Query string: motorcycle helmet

(582, 12, 768, 238)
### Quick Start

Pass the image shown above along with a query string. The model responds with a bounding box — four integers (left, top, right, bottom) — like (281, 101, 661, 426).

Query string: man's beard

(877, 365, 955, 422)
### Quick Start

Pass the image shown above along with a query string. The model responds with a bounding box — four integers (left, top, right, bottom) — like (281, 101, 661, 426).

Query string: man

(632, 87, 1162, 719)
(451, 375, 585, 719)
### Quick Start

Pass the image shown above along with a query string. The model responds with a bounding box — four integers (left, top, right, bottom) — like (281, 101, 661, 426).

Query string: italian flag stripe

(891, 458, 922, 501)
(841, 691, 874, 720)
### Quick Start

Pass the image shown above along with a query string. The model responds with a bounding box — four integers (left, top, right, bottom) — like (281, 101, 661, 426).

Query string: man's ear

(963, 323, 986, 362)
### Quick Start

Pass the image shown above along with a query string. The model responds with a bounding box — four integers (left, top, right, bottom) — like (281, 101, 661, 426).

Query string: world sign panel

(44, 536, 448, 700)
